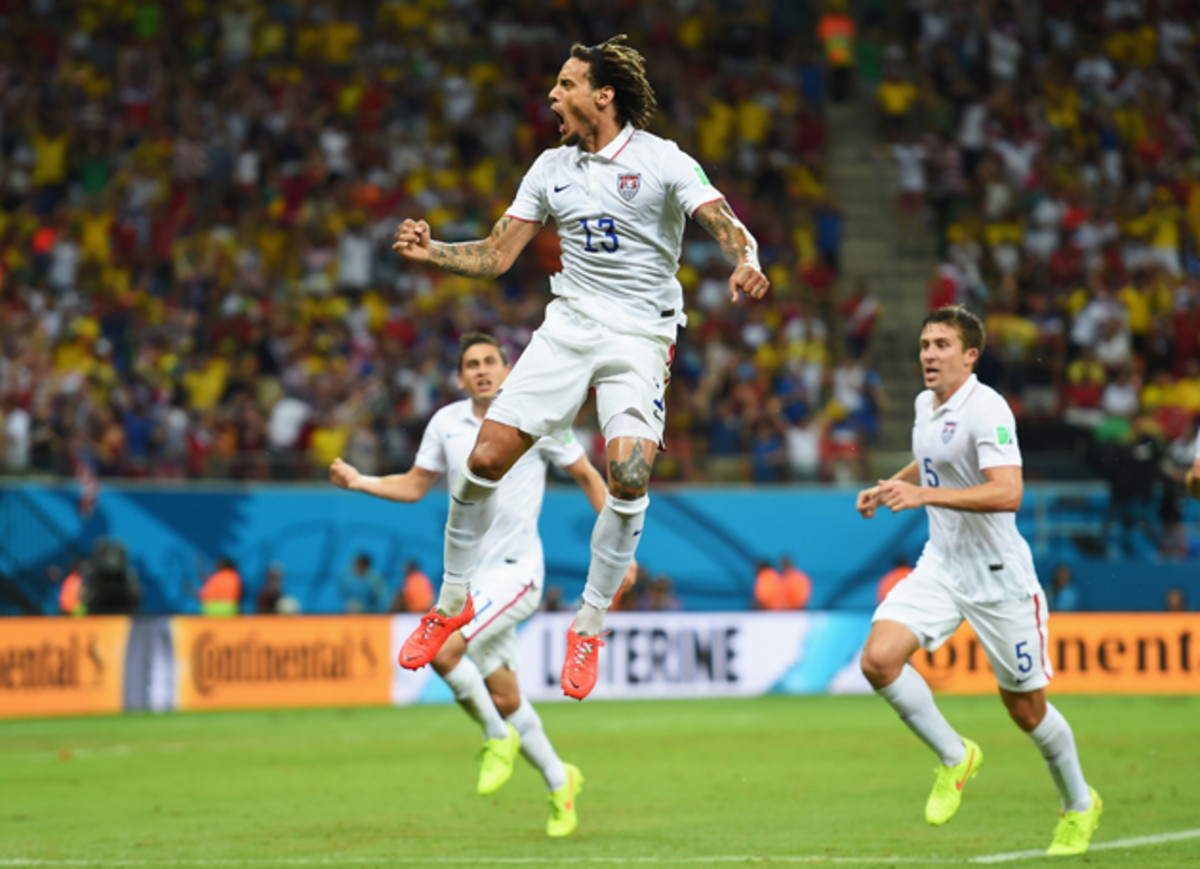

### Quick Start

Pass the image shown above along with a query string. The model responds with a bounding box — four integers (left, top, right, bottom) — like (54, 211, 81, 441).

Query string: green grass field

(3, 695, 1198, 868)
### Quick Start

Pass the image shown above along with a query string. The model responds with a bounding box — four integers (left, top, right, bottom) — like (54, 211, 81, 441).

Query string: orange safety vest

(817, 13, 857, 67)
(200, 568, 242, 616)
(59, 572, 86, 616)
(755, 567, 787, 610)
(781, 567, 813, 610)
(402, 570, 434, 613)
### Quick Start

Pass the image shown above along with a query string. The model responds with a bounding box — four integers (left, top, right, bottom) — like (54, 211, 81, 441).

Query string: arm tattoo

(609, 441, 652, 499)
(693, 201, 759, 268)
(427, 216, 512, 278)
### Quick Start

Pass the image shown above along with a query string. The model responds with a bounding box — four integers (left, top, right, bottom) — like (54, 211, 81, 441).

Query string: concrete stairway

(823, 94, 937, 473)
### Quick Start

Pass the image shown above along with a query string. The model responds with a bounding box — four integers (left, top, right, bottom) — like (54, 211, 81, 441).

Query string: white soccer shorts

(462, 559, 542, 678)
(486, 298, 673, 444)
(874, 549, 1053, 692)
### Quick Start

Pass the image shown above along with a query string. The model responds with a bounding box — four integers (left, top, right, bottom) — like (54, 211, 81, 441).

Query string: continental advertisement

(914, 613, 1200, 694)
(172, 616, 391, 711)
(0, 617, 131, 718)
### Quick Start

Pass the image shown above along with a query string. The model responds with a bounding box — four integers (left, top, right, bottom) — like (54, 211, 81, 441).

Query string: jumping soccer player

(390, 35, 768, 699)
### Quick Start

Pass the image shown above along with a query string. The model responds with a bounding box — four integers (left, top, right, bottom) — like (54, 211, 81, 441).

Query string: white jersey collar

(575, 123, 636, 164)
(454, 397, 485, 428)
(933, 373, 980, 415)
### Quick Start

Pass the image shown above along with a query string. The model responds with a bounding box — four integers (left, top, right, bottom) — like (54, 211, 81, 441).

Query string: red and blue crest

(617, 172, 641, 201)
(941, 420, 957, 443)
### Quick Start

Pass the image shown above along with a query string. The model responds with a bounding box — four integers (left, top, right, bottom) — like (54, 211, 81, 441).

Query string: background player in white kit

(390, 35, 769, 699)
(855, 306, 1102, 856)
(330, 333, 626, 837)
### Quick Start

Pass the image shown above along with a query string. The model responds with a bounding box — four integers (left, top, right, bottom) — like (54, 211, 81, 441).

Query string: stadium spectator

(876, 66, 920, 143)
(840, 280, 879, 360)
(57, 561, 86, 617)
(785, 410, 824, 482)
(255, 562, 285, 615)
(1091, 415, 1165, 556)
(754, 558, 810, 610)
(640, 575, 683, 612)
(1047, 565, 1081, 613)
(198, 557, 241, 618)
(817, 0, 858, 102)
(391, 560, 435, 614)
(1165, 587, 1188, 612)
(612, 563, 650, 612)
(1, 395, 31, 472)
(541, 584, 566, 613)
(339, 553, 386, 615)
(779, 556, 813, 610)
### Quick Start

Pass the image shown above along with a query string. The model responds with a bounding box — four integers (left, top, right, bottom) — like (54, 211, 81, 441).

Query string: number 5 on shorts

(1015, 640, 1033, 674)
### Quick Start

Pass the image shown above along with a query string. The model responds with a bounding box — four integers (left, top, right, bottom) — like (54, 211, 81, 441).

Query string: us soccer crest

(941, 421, 957, 443)
(617, 172, 641, 201)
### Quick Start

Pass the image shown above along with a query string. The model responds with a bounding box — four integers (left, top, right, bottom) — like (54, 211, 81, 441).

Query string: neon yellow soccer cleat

(925, 738, 983, 826)
(1046, 787, 1103, 856)
(546, 763, 584, 837)
(477, 723, 520, 796)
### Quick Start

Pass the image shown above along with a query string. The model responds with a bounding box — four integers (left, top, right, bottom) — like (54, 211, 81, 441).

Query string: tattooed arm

(392, 214, 542, 278)
(692, 199, 770, 302)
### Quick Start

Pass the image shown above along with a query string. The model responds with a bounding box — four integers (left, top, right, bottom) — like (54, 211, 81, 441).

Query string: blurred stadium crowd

(0, 0, 1196, 495)
(0, 0, 861, 484)
(873, 0, 1200, 551)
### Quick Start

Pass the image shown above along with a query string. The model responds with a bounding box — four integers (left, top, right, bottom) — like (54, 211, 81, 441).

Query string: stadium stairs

(825, 81, 936, 476)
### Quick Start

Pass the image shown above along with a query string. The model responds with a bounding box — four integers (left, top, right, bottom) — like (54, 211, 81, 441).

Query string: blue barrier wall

(1, 482, 1196, 615)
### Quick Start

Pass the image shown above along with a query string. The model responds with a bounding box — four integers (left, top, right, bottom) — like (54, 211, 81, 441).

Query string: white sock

(1028, 703, 1091, 812)
(439, 466, 500, 614)
(876, 664, 966, 767)
(507, 697, 566, 791)
(442, 659, 509, 742)
(577, 494, 648, 633)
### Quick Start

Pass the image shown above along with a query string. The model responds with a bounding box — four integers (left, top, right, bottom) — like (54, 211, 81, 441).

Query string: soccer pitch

(3, 696, 1198, 868)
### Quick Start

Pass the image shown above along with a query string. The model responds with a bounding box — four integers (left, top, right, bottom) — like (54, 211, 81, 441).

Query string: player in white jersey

(330, 333, 627, 837)
(389, 35, 769, 699)
(854, 306, 1103, 856)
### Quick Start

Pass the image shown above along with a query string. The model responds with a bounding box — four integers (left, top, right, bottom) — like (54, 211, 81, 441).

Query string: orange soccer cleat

(561, 624, 608, 700)
(398, 597, 475, 670)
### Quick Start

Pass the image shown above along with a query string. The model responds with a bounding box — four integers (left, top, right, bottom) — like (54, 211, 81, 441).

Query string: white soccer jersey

(414, 399, 585, 578)
(504, 123, 724, 339)
(911, 374, 1039, 600)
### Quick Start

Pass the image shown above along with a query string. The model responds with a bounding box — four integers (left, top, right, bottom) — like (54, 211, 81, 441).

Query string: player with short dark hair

(331, 334, 628, 836)
(855, 305, 1102, 856)
(390, 34, 768, 699)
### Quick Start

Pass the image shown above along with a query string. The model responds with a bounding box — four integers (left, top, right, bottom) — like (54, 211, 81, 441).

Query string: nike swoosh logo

(554, 184, 571, 193)
(956, 748, 977, 791)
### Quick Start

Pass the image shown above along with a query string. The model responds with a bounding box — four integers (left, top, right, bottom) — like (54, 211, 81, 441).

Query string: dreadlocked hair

(570, 34, 657, 130)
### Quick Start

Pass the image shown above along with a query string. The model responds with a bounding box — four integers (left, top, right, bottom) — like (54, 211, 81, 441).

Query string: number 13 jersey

(504, 123, 723, 340)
